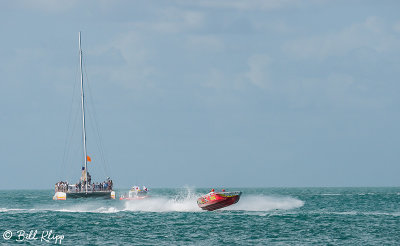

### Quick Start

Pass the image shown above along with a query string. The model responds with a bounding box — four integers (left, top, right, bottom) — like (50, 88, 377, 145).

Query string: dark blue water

(0, 187, 399, 245)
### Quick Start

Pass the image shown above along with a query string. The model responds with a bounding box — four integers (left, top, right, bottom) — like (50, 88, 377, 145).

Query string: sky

(0, 0, 399, 189)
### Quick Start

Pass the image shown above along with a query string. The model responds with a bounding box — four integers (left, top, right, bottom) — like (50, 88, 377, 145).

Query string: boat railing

(55, 185, 113, 193)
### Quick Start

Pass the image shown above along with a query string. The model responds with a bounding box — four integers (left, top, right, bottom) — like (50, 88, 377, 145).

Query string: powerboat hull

(197, 191, 241, 211)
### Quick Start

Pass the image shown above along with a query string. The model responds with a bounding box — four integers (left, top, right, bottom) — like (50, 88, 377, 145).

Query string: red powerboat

(197, 190, 242, 211)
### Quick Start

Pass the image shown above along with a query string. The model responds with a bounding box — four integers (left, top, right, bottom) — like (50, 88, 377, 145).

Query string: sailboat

(53, 32, 115, 200)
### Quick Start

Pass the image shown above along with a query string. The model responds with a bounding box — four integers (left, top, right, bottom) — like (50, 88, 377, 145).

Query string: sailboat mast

(79, 32, 88, 193)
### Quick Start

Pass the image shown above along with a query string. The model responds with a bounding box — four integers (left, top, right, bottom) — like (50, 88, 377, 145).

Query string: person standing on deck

(87, 172, 91, 185)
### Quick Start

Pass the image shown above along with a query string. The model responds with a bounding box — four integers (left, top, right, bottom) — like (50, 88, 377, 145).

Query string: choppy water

(0, 187, 399, 245)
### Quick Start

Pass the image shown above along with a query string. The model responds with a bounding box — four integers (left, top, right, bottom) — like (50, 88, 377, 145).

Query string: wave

(51, 206, 121, 214)
(0, 208, 30, 213)
(310, 211, 400, 217)
(0, 206, 120, 214)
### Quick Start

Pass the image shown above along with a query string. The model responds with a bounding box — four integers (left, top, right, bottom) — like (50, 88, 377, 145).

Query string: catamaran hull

(54, 191, 115, 200)
(197, 191, 241, 211)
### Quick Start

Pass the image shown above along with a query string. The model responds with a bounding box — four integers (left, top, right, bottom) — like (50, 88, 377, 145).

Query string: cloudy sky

(1, 0, 399, 189)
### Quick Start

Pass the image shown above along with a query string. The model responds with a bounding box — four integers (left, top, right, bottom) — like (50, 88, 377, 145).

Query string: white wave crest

(53, 206, 120, 213)
(0, 208, 29, 213)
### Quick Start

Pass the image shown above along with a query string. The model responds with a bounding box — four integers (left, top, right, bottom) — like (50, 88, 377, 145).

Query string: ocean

(0, 187, 399, 245)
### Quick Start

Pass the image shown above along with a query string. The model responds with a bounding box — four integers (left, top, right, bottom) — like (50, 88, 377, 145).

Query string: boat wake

(0, 208, 29, 213)
(52, 205, 120, 214)
(123, 197, 200, 212)
(0, 191, 304, 214)
(123, 189, 201, 212)
(123, 194, 304, 213)
(225, 195, 304, 211)
(0, 205, 120, 214)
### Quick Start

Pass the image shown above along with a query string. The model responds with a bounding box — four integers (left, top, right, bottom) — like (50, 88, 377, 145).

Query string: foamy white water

(25, 190, 305, 213)
(122, 194, 304, 213)
(225, 195, 304, 211)
(123, 188, 202, 212)
(123, 197, 201, 212)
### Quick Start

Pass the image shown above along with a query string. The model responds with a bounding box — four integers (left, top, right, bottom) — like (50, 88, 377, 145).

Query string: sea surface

(0, 187, 399, 245)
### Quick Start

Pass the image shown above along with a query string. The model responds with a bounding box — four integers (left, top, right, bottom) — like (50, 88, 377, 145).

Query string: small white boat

(119, 186, 149, 200)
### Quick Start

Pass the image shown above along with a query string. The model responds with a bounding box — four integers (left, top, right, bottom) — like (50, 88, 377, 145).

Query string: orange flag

(87, 155, 92, 162)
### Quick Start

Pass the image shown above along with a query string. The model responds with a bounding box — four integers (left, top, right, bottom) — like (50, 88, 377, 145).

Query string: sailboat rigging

(53, 32, 115, 200)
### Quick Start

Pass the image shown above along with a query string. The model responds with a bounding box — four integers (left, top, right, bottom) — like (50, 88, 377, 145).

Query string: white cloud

(86, 31, 156, 90)
(177, 0, 301, 11)
(186, 35, 225, 52)
(15, 0, 79, 12)
(254, 20, 292, 33)
(203, 69, 227, 89)
(292, 73, 383, 110)
(393, 21, 400, 33)
(244, 54, 272, 89)
(283, 17, 399, 60)
(132, 8, 205, 34)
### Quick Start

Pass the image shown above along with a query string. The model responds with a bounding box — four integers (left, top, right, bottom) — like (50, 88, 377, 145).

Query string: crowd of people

(55, 178, 113, 193)
(55, 181, 69, 192)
